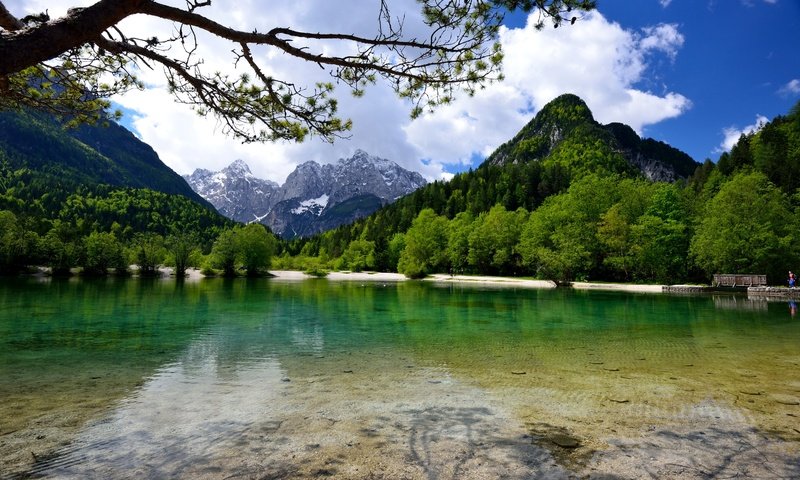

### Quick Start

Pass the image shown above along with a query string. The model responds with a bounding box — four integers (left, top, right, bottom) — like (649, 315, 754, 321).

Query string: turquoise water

(1, 278, 799, 478)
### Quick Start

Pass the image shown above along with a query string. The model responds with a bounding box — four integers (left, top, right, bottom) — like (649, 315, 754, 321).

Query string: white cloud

(779, 79, 800, 96)
(718, 115, 769, 152)
(8, 2, 691, 184)
(659, 0, 673, 7)
(640, 24, 684, 59)
(406, 12, 690, 166)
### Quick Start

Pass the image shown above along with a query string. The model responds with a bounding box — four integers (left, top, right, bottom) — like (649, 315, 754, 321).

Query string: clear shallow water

(1, 278, 799, 479)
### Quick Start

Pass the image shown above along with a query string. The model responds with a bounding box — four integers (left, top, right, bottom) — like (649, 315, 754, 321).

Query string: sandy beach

(269, 270, 667, 293)
(36, 267, 669, 293)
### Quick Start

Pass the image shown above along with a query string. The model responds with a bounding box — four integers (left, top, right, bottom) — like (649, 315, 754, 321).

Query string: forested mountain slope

(288, 94, 700, 269)
(0, 110, 232, 246)
(0, 109, 210, 206)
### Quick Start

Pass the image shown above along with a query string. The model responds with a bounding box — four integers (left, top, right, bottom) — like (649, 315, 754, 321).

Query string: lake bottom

(1, 279, 799, 478)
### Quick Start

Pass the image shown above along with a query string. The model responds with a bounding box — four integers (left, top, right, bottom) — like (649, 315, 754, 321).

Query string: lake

(1, 277, 799, 479)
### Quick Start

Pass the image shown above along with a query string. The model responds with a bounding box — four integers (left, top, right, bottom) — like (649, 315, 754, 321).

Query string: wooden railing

(712, 274, 767, 287)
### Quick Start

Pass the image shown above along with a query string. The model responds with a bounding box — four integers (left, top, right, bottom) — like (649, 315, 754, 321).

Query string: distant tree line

(0, 207, 278, 277)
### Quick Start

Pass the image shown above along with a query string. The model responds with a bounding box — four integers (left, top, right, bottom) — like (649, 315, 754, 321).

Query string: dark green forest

(2, 94, 800, 284)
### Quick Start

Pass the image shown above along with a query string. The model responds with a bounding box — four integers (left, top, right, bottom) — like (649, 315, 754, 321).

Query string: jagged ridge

(184, 150, 427, 238)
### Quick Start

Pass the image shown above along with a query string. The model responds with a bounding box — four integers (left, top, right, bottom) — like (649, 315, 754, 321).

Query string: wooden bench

(712, 274, 767, 287)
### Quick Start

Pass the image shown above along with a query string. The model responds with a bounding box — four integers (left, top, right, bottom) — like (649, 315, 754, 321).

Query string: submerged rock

(771, 394, 800, 405)
(739, 390, 762, 396)
(550, 433, 581, 449)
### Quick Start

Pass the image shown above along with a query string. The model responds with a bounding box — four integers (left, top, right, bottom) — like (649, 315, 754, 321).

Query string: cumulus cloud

(718, 115, 769, 152)
(8, 2, 691, 183)
(406, 12, 690, 166)
(779, 79, 800, 97)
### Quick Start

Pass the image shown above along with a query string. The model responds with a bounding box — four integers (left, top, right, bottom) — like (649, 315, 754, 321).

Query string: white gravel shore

(266, 270, 668, 293)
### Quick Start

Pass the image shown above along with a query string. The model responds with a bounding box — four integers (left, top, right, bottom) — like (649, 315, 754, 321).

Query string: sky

(7, 0, 800, 183)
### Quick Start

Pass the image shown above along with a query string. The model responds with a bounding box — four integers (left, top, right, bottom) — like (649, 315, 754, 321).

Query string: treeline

(0, 159, 281, 277)
(0, 208, 278, 277)
(280, 101, 800, 285)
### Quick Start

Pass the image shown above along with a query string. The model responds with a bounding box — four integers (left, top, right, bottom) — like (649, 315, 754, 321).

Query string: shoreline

(23, 267, 673, 293)
(271, 270, 668, 293)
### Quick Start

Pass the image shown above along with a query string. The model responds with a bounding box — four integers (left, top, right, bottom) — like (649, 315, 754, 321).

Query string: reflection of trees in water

(712, 294, 768, 311)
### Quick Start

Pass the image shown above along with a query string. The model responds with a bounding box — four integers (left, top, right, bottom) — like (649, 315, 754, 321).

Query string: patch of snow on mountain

(291, 194, 330, 215)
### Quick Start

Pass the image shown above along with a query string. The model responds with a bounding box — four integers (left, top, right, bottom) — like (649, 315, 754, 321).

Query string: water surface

(1, 278, 798, 478)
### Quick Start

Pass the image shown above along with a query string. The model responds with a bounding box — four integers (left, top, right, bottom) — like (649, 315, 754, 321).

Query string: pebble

(549, 433, 580, 449)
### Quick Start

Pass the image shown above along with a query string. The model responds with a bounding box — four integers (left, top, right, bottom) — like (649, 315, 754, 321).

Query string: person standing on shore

(789, 271, 796, 288)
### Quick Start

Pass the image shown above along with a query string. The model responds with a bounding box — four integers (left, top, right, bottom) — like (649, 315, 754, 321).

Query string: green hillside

(0, 109, 235, 275)
(0, 109, 210, 206)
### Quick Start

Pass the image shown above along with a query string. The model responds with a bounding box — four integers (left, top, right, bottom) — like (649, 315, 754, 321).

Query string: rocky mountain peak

(184, 151, 427, 238)
(223, 158, 253, 176)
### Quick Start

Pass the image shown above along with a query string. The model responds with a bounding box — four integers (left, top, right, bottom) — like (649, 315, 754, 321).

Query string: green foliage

(597, 204, 634, 279)
(629, 215, 688, 282)
(543, 124, 635, 178)
(690, 171, 796, 282)
(166, 233, 201, 278)
(0, 210, 25, 274)
(380, 233, 403, 273)
(446, 212, 474, 273)
(304, 265, 330, 278)
(0, 110, 209, 205)
(211, 228, 239, 277)
(236, 223, 277, 276)
(340, 239, 376, 272)
(467, 205, 528, 274)
(519, 193, 592, 281)
(39, 220, 81, 275)
(519, 175, 628, 281)
(398, 209, 449, 278)
(208, 224, 278, 277)
(83, 231, 126, 276)
(131, 232, 165, 276)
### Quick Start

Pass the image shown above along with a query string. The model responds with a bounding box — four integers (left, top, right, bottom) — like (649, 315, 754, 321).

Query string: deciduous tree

(690, 171, 796, 282)
(236, 223, 277, 276)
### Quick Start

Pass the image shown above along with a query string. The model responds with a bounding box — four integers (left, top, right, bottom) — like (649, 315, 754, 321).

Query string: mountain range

(183, 150, 427, 238)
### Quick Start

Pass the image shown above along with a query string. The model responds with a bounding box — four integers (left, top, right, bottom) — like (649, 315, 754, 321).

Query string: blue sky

(549, 0, 800, 162)
(10, 0, 799, 181)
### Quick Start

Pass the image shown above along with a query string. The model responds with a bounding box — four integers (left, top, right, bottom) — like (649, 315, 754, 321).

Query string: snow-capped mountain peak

(184, 152, 427, 238)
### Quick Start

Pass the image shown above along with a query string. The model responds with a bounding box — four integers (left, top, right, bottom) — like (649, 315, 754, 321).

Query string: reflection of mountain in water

(712, 295, 768, 311)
